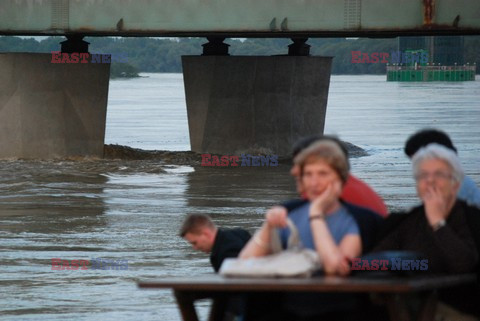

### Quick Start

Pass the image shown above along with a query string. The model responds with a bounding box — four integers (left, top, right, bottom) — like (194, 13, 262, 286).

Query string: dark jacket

(375, 200, 480, 316)
(374, 200, 479, 273)
(210, 228, 251, 272)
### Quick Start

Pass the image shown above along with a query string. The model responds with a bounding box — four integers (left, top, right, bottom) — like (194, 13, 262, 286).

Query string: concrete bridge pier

(182, 41, 332, 157)
(0, 52, 110, 159)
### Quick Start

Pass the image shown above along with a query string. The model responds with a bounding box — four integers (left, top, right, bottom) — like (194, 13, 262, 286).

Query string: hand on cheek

(310, 181, 341, 216)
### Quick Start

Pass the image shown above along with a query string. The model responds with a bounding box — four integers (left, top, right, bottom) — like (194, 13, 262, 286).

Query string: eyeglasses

(415, 171, 453, 182)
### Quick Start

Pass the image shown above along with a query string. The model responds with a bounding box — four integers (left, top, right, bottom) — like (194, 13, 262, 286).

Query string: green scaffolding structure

(387, 64, 476, 82)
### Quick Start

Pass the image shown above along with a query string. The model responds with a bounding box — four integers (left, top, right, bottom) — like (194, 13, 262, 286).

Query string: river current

(1, 74, 479, 320)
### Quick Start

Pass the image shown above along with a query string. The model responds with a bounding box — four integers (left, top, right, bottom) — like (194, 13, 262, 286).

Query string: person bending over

(180, 214, 250, 272)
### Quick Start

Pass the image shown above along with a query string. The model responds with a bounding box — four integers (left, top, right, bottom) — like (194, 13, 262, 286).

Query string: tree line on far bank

(1, 36, 479, 75)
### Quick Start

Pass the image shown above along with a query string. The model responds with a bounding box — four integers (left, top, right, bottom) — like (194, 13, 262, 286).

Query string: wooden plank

(139, 274, 476, 294)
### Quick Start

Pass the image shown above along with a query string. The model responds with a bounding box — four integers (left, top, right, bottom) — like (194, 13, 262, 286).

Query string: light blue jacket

(458, 176, 480, 208)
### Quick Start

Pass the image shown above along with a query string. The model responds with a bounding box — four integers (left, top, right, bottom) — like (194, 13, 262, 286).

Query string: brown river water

(1, 74, 479, 320)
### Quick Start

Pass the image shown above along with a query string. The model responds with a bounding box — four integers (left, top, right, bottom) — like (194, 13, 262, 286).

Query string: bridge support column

(0, 53, 110, 159)
(182, 55, 332, 157)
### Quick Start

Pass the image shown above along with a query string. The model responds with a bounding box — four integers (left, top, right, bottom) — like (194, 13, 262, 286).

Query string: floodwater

(1, 73, 479, 320)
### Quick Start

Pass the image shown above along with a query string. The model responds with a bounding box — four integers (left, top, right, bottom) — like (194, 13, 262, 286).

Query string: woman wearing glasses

(374, 143, 478, 273)
(374, 143, 480, 320)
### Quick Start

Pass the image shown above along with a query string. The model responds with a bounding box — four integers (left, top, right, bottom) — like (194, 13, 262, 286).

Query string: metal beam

(1, 0, 479, 38)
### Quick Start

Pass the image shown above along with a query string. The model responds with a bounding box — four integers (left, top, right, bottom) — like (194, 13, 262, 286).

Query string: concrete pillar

(0, 53, 110, 159)
(182, 56, 332, 157)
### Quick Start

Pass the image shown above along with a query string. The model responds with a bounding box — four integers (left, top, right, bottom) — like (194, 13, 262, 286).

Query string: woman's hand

(309, 181, 342, 218)
(337, 255, 353, 276)
(240, 206, 287, 259)
(422, 186, 449, 225)
(265, 206, 288, 229)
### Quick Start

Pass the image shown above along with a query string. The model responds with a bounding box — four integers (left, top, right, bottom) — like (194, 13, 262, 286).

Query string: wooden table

(138, 274, 476, 321)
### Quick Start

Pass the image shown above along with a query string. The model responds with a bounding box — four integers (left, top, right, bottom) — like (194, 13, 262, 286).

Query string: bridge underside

(1, 0, 480, 38)
(1, 0, 479, 159)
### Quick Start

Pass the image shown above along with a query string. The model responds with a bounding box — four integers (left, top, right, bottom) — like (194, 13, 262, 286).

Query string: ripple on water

(1, 74, 479, 320)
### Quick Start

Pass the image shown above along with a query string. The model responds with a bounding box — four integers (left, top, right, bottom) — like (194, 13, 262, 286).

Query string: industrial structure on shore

(387, 36, 476, 81)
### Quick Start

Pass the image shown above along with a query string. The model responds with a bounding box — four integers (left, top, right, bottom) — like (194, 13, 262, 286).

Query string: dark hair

(291, 135, 349, 168)
(404, 129, 457, 158)
(179, 214, 215, 237)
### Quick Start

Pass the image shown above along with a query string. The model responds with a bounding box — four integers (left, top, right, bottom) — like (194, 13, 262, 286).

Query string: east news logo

(351, 258, 428, 271)
(51, 52, 128, 64)
(201, 154, 278, 167)
(51, 258, 128, 270)
(351, 51, 429, 64)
